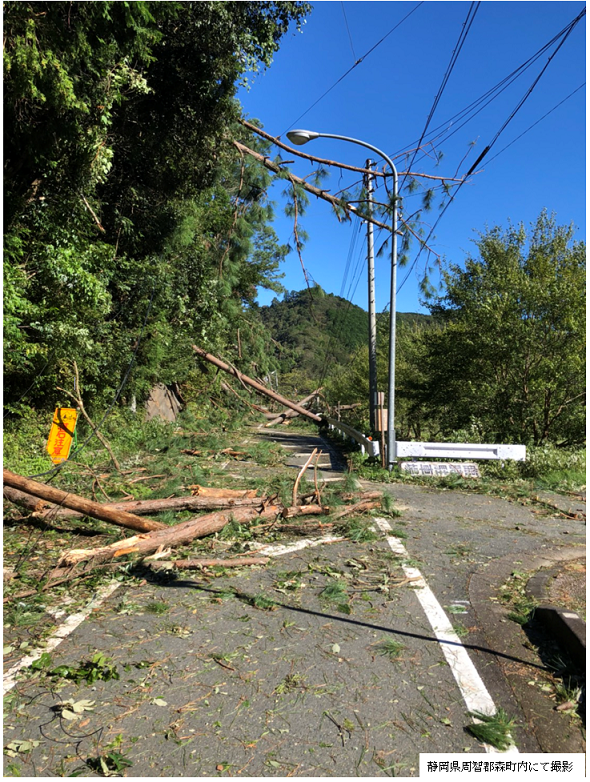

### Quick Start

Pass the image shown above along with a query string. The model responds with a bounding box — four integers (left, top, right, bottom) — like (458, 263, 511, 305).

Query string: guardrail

(396, 441, 526, 461)
(324, 417, 526, 462)
(325, 417, 380, 458)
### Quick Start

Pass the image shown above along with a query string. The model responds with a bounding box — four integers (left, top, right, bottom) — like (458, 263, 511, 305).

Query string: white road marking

(4, 529, 347, 695)
(249, 535, 345, 558)
(3, 581, 121, 694)
(373, 517, 518, 755)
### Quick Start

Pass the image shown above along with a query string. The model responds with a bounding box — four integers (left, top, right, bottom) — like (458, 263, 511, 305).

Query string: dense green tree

(3, 1, 309, 412)
(258, 287, 370, 389)
(323, 318, 433, 438)
(421, 211, 585, 446)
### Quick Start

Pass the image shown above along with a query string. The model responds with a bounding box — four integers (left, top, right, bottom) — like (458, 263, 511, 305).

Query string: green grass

(319, 581, 348, 602)
(274, 673, 306, 694)
(374, 638, 405, 660)
(339, 518, 378, 543)
(145, 601, 169, 614)
(498, 571, 538, 626)
(466, 709, 516, 751)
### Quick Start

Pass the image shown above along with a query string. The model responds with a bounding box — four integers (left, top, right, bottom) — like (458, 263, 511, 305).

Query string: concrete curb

(468, 544, 586, 753)
(527, 562, 586, 669)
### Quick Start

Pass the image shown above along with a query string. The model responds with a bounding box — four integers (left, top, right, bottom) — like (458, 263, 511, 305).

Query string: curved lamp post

(287, 129, 398, 470)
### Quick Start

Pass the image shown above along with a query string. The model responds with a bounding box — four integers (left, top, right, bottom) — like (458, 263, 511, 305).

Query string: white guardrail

(325, 417, 380, 457)
(325, 417, 526, 461)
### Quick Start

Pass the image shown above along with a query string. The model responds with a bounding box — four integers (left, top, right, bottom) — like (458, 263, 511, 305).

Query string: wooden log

(292, 449, 318, 506)
(3, 469, 165, 533)
(186, 485, 257, 498)
(9, 491, 266, 521)
(57, 504, 330, 567)
(4, 486, 51, 514)
(193, 346, 323, 423)
(264, 389, 322, 427)
(329, 499, 380, 520)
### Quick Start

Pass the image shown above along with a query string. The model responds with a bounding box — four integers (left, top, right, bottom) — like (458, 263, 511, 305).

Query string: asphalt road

(3, 426, 585, 777)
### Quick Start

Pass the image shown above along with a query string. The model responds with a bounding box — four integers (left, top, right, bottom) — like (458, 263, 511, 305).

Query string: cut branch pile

(3, 468, 382, 593)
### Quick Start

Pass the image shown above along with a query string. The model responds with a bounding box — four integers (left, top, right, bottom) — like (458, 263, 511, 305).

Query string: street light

(287, 129, 398, 470)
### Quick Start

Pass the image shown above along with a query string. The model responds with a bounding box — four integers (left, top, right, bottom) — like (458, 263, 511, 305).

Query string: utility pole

(364, 160, 378, 433)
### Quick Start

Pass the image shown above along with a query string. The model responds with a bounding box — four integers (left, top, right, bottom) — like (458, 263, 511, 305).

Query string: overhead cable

(464, 7, 585, 175)
(282, 2, 424, 135)
(484, 82, 585, 167)
(395, 9, 585, 297)
(399, 2, 480, 192)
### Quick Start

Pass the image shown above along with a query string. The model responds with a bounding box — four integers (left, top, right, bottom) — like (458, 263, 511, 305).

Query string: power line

(316, 9, 587, 207)
(394, 7, 585, 168)
(464, 6, 585, 176)
(317, 219, 365, 387)
(395, 9, 585, 297)
(283, 2, 424, 135)
(396, 76, 585, 297)
(484, 82, 585, 167)
(399, 2, 480, 192)
(341, 1, 357, 62)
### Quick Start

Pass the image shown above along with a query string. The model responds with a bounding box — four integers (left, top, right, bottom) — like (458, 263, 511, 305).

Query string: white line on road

(373, 517, 518, 755)
(4, 533, 349, 694)
(249, 535, 345, 558)
(3, 581, 121, 694)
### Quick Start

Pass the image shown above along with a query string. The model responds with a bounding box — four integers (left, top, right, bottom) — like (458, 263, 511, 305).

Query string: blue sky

(237, 1, 586, 314)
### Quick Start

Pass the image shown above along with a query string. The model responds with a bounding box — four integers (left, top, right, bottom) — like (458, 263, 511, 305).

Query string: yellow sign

(46, 408, 78, 464)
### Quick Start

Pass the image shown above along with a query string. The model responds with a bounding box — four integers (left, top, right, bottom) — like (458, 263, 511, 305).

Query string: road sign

(46, 408, 78, 464)
(373, 408, 388, 431)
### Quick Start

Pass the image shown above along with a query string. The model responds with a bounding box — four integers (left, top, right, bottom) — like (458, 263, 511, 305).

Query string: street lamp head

(286, 129, 320, 146)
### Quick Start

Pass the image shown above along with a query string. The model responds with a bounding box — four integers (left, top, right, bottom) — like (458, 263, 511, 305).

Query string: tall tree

(3, 1, 309, 411)
(421, 211, 585, 446)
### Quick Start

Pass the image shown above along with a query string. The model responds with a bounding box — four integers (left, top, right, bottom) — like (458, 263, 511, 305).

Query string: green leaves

(4, 739, 41, 758)
(31, 651, 119, 685)
(423, 211, 585, 446)
(55, 699, 95, 721)
(4, 3, 311, 414)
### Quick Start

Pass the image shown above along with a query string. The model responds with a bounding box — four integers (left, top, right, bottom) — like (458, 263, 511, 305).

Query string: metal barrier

(325, 417, 526, 462)
(325, 417, 380, 458)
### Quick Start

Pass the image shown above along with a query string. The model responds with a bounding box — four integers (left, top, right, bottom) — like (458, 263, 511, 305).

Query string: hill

(257, 286, 430, 392)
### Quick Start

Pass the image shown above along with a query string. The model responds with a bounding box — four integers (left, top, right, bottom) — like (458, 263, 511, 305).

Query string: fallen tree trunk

(186, 485, 257, 498)
(3, 469, 165, 533)
(4, 486, 52, 514)
(7, 490, 267, 521)
(193, 346, 323, 423)
(58, 503, 330, 567)
(328, 498, 381, 520)
(264, 389, 323, 427)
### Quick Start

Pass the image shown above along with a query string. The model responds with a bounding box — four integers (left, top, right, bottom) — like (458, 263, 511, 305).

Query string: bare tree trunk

(57, 504, 330, 567)
(193, 347, 323, 423)
(3, 469, 165, 533)
(264, 389, 322, 427)
(5, 488, 267, 521)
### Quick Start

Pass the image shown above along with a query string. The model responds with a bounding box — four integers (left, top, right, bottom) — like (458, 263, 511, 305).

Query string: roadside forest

(4, 1, 585, 488)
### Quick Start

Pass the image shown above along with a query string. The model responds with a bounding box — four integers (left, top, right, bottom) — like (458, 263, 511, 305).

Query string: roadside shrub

(481, 445, 585, 489)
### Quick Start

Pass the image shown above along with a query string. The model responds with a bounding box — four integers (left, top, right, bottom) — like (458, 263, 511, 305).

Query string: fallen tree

(264, 389, 323, 427)
(4, 488, 267, 521)
(193, 346, 323, 423)
(3, 469, 165, 533)
(57, 503, 330, 567)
